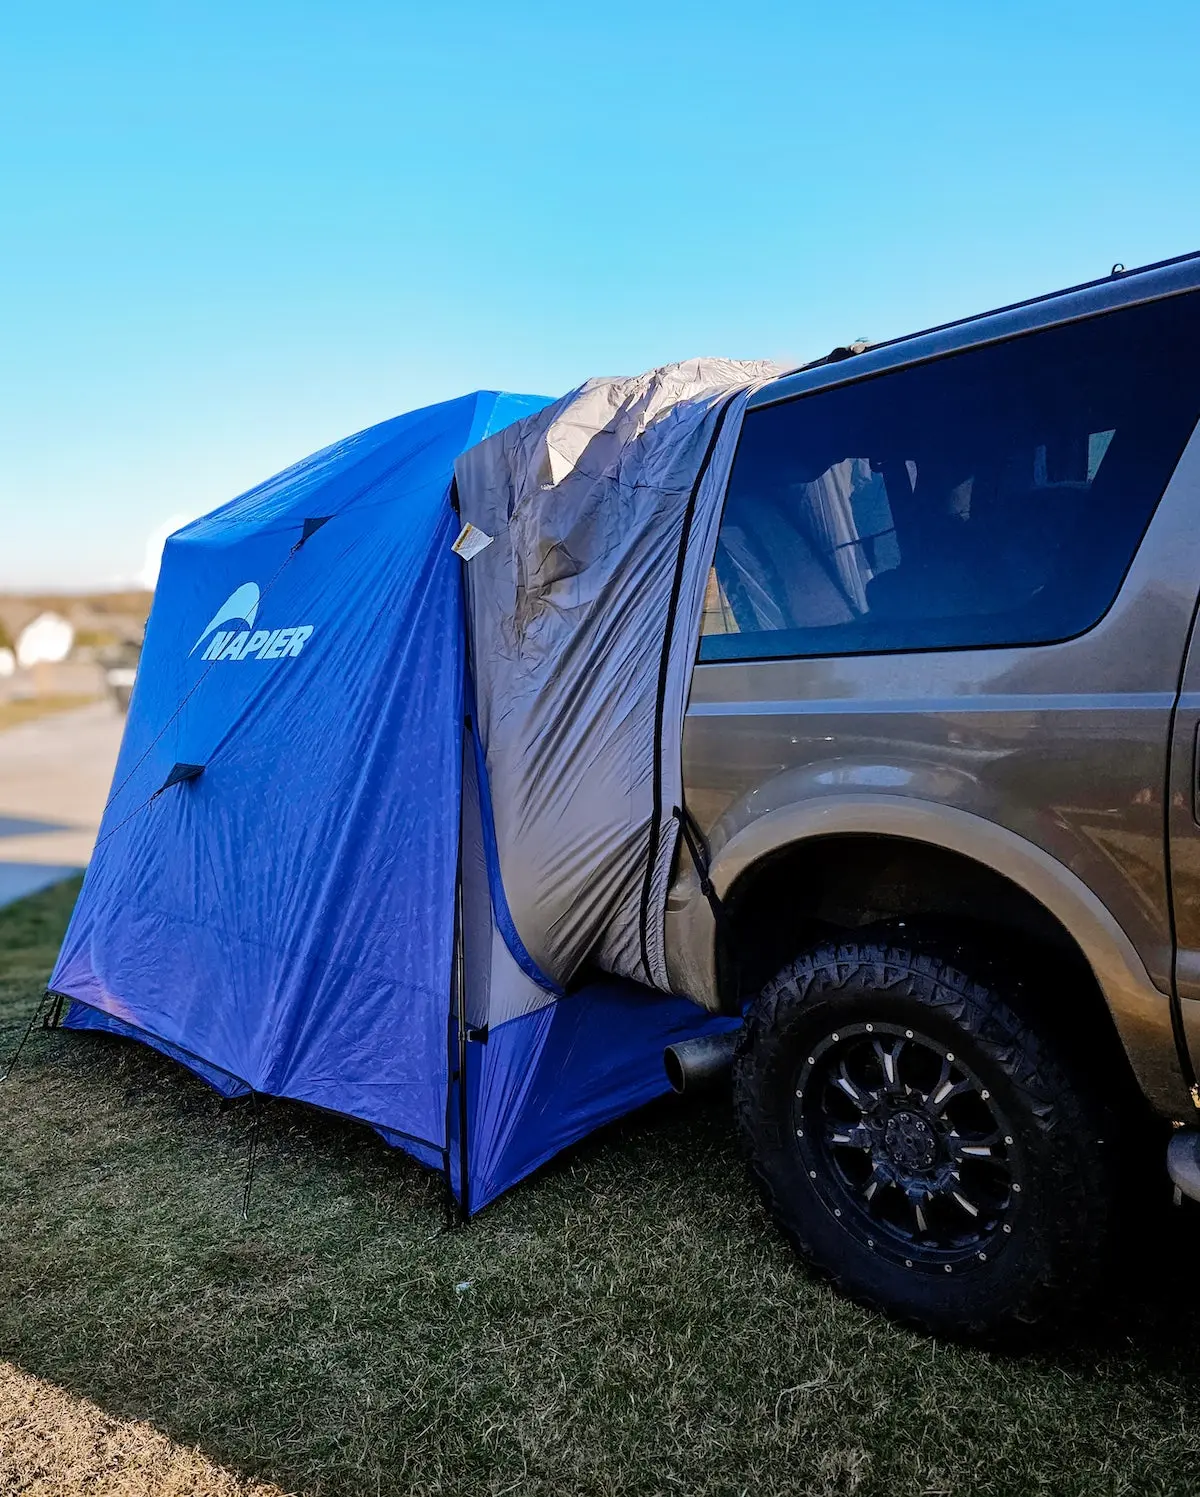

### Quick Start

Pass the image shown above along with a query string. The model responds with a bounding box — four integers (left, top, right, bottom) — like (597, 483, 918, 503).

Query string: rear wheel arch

(714, 826, 1170, 1111)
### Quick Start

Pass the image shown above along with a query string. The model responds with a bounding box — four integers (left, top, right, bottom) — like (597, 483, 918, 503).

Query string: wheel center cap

(883, 1110, 937, 1170)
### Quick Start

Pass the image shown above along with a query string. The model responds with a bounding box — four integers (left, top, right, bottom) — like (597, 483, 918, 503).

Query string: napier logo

(191, 582, 314, 662)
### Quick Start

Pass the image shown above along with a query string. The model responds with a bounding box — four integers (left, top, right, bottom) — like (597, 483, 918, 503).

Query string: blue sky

(2, 1, 1198, 590)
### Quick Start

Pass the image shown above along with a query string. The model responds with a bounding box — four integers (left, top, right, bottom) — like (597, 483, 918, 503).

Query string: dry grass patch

(0, 1362, 285, 1497)
(0, 695, 100, 732)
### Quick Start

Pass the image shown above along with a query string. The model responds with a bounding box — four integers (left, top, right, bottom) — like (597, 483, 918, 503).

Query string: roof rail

(801, 248, 1200, 374)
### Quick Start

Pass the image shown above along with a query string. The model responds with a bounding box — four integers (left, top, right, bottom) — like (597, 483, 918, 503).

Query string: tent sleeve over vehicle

(454, 357, 781, 993)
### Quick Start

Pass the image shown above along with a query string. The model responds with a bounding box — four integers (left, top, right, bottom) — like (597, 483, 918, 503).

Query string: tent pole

(440, 1012, 457, 1224)
(442, 726, 469, 1227)
(453, 530, 475, 1226)
(441, 757, 461, 1225)
(454, 851, 471, 1223)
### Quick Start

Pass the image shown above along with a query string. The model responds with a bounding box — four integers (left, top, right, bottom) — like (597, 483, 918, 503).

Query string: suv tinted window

(700, 292, 1200, 662)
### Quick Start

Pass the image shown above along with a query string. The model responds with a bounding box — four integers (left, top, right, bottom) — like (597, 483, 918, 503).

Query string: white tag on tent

(451, 522, 494, 561)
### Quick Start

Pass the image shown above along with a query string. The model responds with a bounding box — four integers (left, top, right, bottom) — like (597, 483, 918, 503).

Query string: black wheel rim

(792, 1021, 1022, 1272)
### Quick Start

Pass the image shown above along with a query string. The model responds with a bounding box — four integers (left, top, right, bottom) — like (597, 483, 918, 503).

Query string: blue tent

(51, 388, 733, 1212)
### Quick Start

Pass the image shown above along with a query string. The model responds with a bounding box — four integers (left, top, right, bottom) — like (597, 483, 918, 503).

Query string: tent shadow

(9, 1028, 1200, 1494)
(2, 1029, 747, 1493)
(538, 1091, 1200, 1381)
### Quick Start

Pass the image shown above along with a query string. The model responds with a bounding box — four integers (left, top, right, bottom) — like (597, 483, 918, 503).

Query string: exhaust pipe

(663, 1029, 741, 1095)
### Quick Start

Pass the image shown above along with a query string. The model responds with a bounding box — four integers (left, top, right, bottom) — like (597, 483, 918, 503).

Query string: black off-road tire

(733, 941, 1119, 1343)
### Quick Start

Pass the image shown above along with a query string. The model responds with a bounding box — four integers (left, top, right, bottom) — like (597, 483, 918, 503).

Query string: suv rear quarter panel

(672, 416, 1200, 1114)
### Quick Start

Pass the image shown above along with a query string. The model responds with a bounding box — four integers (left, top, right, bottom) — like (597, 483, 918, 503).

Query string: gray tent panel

(456, 358, 780, 993)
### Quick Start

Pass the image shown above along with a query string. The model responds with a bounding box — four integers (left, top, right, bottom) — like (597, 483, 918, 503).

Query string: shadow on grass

(6, 886, 1200, 1495)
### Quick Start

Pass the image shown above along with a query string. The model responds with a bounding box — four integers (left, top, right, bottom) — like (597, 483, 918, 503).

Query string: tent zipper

(638, 394, 739, 984)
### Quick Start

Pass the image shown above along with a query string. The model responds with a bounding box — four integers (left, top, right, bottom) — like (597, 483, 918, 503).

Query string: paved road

(0, 701, 124, 907)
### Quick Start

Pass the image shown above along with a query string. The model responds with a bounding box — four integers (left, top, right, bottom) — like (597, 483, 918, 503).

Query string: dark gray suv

(663, 252, 1200, 1338)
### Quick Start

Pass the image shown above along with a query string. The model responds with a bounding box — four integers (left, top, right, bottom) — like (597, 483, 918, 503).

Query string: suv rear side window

(700, 292, 1200, 662)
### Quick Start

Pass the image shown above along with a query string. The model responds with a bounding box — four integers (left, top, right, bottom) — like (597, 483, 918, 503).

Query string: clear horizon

(3, 1, 1199, 590)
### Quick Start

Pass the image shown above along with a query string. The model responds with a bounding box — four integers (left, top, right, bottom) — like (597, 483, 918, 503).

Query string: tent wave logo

(191, 581, 315, 662)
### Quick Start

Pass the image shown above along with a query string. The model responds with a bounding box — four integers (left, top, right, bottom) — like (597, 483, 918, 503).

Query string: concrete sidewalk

(0, 701, 124, 907)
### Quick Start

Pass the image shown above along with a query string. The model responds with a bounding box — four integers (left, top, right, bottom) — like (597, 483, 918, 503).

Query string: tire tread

(733, 941, 1115, 1342)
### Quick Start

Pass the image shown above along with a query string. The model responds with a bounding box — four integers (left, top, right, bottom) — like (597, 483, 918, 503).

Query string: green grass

(5, 880, 1200, 1495)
